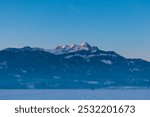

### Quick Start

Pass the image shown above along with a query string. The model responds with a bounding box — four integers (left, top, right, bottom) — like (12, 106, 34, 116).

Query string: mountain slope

(0, 43, 150, 89)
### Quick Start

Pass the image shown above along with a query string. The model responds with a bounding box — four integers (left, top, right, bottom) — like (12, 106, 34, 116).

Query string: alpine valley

(0, 42, 150, 89)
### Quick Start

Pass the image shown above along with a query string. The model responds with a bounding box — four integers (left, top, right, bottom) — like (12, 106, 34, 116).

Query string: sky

(0, 0, 150, 61)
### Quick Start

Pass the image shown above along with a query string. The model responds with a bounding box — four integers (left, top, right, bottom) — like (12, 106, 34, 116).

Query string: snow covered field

(0, 89, 150, 100)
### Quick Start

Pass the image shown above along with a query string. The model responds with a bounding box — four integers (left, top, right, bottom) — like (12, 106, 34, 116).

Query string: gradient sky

(0, 0, 150, 61)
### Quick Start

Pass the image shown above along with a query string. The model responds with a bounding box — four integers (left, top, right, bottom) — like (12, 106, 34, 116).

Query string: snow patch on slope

(101, 60, 112, 65)
(0, 61, 7, 69)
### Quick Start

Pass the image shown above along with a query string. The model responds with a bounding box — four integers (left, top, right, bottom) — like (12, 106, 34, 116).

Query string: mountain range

(0, 42, 150, 89)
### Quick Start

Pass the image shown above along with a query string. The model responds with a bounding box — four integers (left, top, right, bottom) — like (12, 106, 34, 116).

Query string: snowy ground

(0, 89, 150, 100)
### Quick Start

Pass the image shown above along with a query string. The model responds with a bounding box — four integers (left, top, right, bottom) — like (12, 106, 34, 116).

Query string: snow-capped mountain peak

(79, 42, 92, 51)
(47, 42, 99, 54)
(80, 42, 91, 48)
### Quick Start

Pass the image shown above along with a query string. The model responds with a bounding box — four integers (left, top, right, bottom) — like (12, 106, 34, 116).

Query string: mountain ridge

(1, 42, 148, 62)
(0, 42, 150, 89)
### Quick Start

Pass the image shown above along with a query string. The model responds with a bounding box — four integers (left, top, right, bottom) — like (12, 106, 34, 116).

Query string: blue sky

(0, 0, 150, 61)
